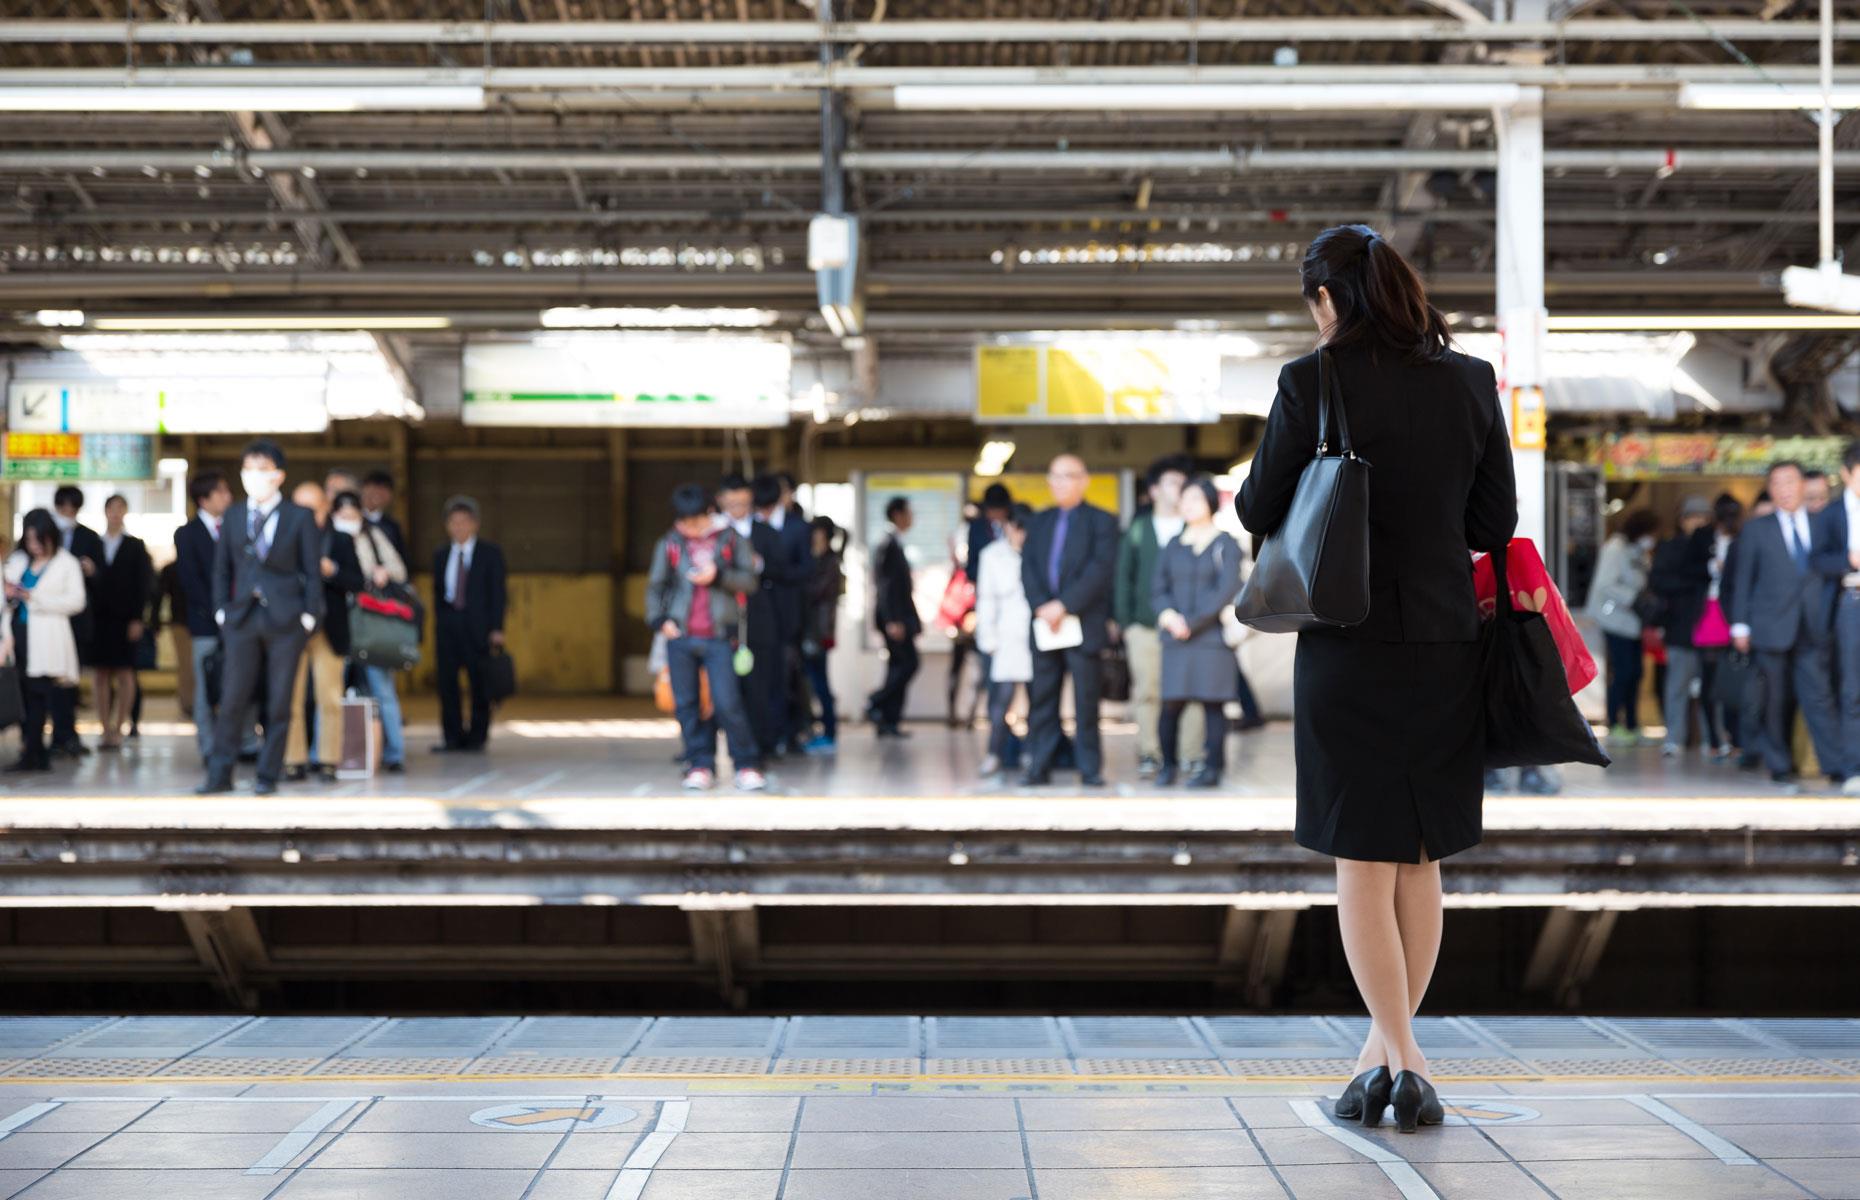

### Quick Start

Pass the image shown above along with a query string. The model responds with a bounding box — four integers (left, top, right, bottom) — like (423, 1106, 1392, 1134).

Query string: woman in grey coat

(1152, 477, 1244, 787)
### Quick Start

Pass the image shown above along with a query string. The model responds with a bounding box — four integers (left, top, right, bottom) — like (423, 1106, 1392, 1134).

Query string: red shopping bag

(1473, 537, 1598, 696)
(936, 568, 976, 629)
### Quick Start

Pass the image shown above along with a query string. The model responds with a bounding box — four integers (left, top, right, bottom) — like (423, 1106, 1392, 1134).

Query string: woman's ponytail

(1300, 224, 1451, 362)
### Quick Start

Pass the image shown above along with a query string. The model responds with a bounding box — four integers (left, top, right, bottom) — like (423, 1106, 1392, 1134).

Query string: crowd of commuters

(645, 454, 1271, 791)
(1602, 450, 1860, 794)
(0, 438, 509, 793)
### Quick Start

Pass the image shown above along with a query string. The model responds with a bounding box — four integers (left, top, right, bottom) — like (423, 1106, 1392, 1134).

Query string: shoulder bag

(1233, 350, 1372, 634)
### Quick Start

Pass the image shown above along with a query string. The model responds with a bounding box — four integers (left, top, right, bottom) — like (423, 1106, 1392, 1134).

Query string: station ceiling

(1, 1, 1858, 354)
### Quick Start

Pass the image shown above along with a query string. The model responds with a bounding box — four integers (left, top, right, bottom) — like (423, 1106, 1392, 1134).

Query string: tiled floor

(0, 1016, 1855, 1199)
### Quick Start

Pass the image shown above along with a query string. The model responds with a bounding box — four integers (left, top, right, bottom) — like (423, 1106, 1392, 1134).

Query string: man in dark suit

(715, 475, 785, 756)
(1811, 441, 1860, 795)
(1020, 454, 1120, 786)
(866, 496, 921, 738)
(176, 470, 238, 763)
(49, 484, 103, 757)
(756, 473, 814, 753)
(1729, 460, 1844, 789)
(361, 469, 410, 563)
(432, 495, 507, 753)
(197, 439, 325, 796)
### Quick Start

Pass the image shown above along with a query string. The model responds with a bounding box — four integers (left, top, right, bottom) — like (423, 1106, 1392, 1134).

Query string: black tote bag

(1483, 545, 1612, 770)
(1233, 350, 1372, 634)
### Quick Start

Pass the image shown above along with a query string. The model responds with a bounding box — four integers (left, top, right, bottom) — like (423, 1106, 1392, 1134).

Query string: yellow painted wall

(408, 572, 614, 695)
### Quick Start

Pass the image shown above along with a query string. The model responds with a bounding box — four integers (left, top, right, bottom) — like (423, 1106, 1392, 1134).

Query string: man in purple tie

(1019, 454, 1121, 787)
(196, 439, 325, 797)
(431, 496, 509, 754)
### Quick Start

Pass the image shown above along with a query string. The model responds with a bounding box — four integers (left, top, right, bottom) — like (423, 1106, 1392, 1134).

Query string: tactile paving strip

(923, 1057, 1073, 1075)
(467, 1055, 625, 1075)
(314, 1056, 472, 1075)
(1667, 1057, 1844, 1077)
(160, 1056, 324, 1077)
(7, 1057, 175, 1078)
(1224, 1057, 1368, 1079)
(772, 1057, 919, 1075)
(1075, 1058, 1228, 1076)
(621, 1056, 770, 1074)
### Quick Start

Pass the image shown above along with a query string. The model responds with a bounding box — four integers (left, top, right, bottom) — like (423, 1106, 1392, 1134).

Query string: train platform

(0, 1015, 1853, 1200)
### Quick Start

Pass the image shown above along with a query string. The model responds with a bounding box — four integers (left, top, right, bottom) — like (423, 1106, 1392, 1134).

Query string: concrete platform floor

(0, 697, 1852, 820)
(0, 1016, 1855, 1200)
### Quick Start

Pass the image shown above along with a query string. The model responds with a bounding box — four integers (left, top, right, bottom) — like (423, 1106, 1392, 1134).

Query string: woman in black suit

(90, 494, 154, 751)
(1238, 225, 1517, 1133)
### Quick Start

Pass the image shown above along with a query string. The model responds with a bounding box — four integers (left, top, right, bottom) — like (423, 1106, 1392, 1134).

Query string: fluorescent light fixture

(1781, 263, 1860, 314)
(974, 440, 1016, 477)
(90, 315, 452, 331)
(893, 83, 1523, 112)
(0, 85, 486, 113)
(32, 308, 84, 327)
(1679, 83, 1860, 110)
(1547, 313, 1860, 331)
(538, 305, 780, 329)
(808, 214, 857, 271)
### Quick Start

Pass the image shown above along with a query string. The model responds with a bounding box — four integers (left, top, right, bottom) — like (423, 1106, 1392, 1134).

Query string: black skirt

(1292, 633, 1485, 863)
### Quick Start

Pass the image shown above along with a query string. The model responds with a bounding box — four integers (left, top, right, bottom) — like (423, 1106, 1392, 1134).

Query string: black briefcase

(1483, 546, 1612, 770)
(483, 647, 517, 705)
(1233, 350, 1372, 634)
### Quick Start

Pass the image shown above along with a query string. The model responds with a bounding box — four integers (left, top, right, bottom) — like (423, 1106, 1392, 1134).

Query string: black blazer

(1649, 526, 1714, 649)
(314, 527, 366, 656)
(1020, 501, 1120, 652)
(64, 521, 104, 648)
(174, 516, 223, 638)
(766, 513, 813, 645)
(873, 531, 922, 637)
(431, 538, 508, 650)
(212, 499, 326, 634)
(1238, 344, 1517, 643)
(1811, 496, 1859, 624)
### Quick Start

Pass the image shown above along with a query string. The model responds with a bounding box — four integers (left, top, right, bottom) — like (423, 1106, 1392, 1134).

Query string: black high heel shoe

(1332, 1065, 1391, 1125)
(1389, 1070, 1444, 1133)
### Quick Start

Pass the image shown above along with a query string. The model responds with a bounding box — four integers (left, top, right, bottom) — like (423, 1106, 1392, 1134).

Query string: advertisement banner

(1599, 433, 1848, 479)
(975, 336, 1220, 425)
(1, 432, 154, 481)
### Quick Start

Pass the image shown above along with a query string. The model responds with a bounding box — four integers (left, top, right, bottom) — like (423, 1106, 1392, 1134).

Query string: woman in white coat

(973, 504, 1034, 777)
(2, 509, 89, 772)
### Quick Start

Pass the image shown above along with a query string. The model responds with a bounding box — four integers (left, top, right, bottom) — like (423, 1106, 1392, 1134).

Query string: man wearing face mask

(49, 485, 104, 758)
(197, 439, 326, 797)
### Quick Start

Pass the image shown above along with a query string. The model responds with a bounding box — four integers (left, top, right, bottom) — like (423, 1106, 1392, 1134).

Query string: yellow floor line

(4, 1071, 1856, 1087)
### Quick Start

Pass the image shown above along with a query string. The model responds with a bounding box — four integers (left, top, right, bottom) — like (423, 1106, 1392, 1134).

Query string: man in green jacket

(1114, 454, 1201, 777)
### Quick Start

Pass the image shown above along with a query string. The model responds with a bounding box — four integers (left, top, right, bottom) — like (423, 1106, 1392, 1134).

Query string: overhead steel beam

(8, 18, 1858, 44)
(4, 148, 1857, 174)
(2, 63, 1856, 87)
(2, 206, 1852, 229)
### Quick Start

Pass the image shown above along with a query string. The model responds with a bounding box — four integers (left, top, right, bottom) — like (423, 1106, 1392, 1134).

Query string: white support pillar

(1495, 86, 1548, 548)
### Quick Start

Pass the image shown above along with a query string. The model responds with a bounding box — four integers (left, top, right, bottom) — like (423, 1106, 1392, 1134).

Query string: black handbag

(1233, 350, 1372, 634)
(483, 647, 518, 705)
(1483, 545, 1612, 770)
(1099, 642, 1132, 703)
(202, 643, 225, 710)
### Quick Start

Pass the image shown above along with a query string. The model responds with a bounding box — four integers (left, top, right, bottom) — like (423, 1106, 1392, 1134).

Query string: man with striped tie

(196, 438, 325, 797)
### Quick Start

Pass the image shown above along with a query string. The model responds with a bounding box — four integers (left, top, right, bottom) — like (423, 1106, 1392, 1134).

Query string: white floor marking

(605, 1099, 690, 1200)
(245, 1097, 359, 1176)
(441, 771, 502, 799)
(0, 1103, 60, 1139)
(1623, 1094, 1759, 1165)
(511, 769, 567, 798)
(1288, 1098, 1441, 1200)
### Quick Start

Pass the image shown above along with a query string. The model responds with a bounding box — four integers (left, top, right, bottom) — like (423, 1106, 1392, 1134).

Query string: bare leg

(109, 670, 137, 746)
(1352, 853, 1443, 1077)
(1336, 857, 1427, 1078)
(94, 670, 118, 746)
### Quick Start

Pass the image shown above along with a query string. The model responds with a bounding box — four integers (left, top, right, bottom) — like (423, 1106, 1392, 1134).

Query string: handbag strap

(1316, 349, 1355, 458)
(1490, 542, 1512, 619)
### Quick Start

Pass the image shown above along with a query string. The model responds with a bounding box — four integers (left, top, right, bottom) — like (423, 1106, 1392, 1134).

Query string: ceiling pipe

(2, 63, 1856, 88)
(4, 206, 1847, 228)
(4, 147, 1857, 173)
(0, 18, 1848, 44)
